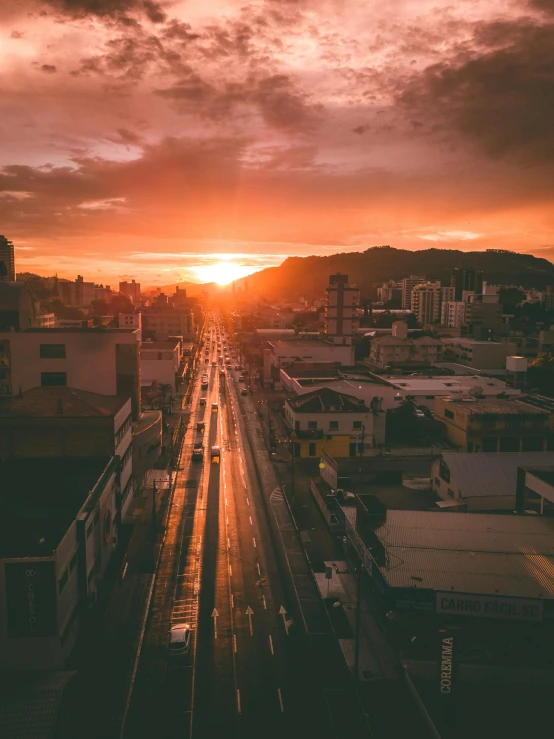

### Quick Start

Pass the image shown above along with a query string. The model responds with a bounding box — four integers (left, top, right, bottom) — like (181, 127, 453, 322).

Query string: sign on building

(436, 592, 543, 622)
(5, 561, 58, 638)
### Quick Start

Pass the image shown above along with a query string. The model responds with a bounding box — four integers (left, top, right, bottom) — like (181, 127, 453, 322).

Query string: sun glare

(191, 259, 260, 285)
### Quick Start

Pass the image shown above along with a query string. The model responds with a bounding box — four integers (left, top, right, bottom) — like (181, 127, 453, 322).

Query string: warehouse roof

(441, 452, 554, 498)
(439, 398, 549, 415)
(371, 510, 554, 598)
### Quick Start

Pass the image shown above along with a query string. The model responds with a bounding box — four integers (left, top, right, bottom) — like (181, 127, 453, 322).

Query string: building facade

(325, 273, 360, 344)
(434, 397, 554, 452)
(119, 280, 141, 304)
(58, 276, 96, 308)
(284, 387, 385, 458)
(401, 275, 425, 310)
(0, 235, 15, 281)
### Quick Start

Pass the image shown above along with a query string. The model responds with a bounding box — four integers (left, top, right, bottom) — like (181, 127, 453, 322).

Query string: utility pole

(290, 432, 296, 504)
(354, 563, 362, 681)
(152, 479, 157, 547)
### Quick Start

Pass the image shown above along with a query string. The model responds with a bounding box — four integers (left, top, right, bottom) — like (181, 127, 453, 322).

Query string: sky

(2, 0, 554, 284)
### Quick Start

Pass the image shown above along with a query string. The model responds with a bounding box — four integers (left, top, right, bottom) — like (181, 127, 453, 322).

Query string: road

(124, 318, 373, 739)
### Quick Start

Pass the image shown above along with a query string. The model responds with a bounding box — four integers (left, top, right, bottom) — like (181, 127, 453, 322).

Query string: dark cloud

(37, 0, 167, 24)
(528, 0, 554, 14)
(352, 124, 370, 135)
(155, 73, 319, 131)
(397, 20, 554, 163)
(40, 63, 57, 73)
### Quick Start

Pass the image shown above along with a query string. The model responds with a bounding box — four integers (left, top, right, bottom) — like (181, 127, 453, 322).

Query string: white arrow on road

(211, 608, 219, 639)
(246, 605, 254, 636)
(279, 605, 289, 635)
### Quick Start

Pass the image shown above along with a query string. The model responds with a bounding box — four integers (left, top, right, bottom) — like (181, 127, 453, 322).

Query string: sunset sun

(191, 259, 260, 285)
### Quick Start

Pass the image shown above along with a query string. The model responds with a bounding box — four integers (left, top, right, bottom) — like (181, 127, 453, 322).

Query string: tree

(108, 294, 134, 316)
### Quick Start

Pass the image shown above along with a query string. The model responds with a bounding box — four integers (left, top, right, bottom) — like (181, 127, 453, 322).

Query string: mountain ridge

(231, 246, 554, 300)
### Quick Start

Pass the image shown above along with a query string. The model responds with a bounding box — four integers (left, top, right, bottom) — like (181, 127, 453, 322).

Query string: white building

(410, 281, 442, 324)
(442, 337, 517, 369)
(432, 452, 554, 511)
(0, 327, 141, 418)
(441, 300, 467, 328)
(401, 275, 425, 310)
(265, 338, 354, 372)
(119, 312, 142, 341)
(140, 339, 182, 390)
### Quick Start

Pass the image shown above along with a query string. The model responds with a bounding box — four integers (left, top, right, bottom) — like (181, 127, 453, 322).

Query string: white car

(212, 402, 218, 412)
(168, 623, 191, 656)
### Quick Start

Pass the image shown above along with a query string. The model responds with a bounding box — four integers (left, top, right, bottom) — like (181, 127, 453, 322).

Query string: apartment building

(325, 273, 360, 344)
(0, 235, 15, 281)
(434, 397, 554, 452)
(284, 387, 385, 458)
(401, 275, 425, 310)
(58, 275, 96, 308)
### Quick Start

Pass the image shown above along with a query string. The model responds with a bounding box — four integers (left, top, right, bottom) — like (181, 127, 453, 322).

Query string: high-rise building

(441, 301, 467, 328)
(58, 275, 96, 307)
(411, 281, 442, 324)
(325, 273, 360, 345)
(0, 235, 15, 281)
(119, 279, 141, 304)
(401, 275, 425, 309)
(450, 267, 484, 301)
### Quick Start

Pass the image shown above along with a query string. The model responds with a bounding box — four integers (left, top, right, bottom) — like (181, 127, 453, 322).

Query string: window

(86, 521, 94, 539)
(41, 371, 67, 386)
(308, 421, 318, 430)
(353, 421, 362, 430)
(329, 421, 339, 430)
(308, 442, 317, 456)
(69, 552, 78, 573)
(121, 444, 132, 469)
(40, 343, 66, 359)
(444, 409, 454, 420)
(447, 488, 455, 499)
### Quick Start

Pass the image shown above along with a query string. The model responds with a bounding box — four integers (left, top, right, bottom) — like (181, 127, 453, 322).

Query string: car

(200, 397, 206, 405)
(205, 358, 209, 363)
(415, 409, 426, 419)
(196, 421, 205, 432)
(238, 376, 245, 382)
(168, 623, 191, 656)
(234, 365, 241, 370)
(241, 388, 248, 396)
(212, 361, 216, 366)
(212, 402, 218, 411)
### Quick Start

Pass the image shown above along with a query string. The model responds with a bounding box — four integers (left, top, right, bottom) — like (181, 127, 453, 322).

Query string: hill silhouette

(234, 246, 554, 300)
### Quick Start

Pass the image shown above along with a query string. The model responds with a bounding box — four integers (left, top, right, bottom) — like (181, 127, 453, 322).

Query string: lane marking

(237, 690, 241, 714)
(256, 562, 261, 576)
(246, 497, 250, 505)
(227, 537, 231, 550)
(249, 516, 253, 525)
(277, 689, 284, 713)
(229, 564, 232, 577)
(231, 594, 234, 608)
(233, 634, 237, 653)
(262, 594, 267, 609)
(269, 635, 274, 655)
(253, 537, 257, 548)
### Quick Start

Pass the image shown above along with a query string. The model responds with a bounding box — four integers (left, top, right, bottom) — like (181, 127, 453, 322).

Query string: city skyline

(2, 0, 554, 282)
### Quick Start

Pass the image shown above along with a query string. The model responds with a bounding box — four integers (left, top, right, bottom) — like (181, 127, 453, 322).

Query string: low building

(346, 502, 554, 677)
(368, 322, 443, 369)
(265, 338, 354, 373)
(0, 456, 120, 670)
(434, 397, 554, 452)
(538, 325, 554, 353)
(140, 339, 182, 391)
(0, 327, 141, 419)
(284, 387, 385, 458)
(442, 337, 517, 369)
(0, 386, 134, 519)
(281, 367, 520, 412)
(432, 451, 554, 511)
(516, 466, 554, 515)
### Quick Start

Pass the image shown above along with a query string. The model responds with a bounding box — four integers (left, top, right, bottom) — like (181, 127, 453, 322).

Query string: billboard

(5, 561, 58, 638)
(436, 592, 543, 622)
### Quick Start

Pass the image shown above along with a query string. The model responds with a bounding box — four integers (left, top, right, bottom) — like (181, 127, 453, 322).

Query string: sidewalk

(314, 561, 400, 681)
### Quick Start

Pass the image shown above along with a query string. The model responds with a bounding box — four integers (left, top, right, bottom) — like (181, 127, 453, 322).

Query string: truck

(211, 445, 221, 462)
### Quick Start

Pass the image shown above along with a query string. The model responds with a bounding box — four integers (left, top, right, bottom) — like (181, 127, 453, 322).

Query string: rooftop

(441, 452, 554, 498)
(384, 375, 513, 392)
(0, 387, 129, 418)
(9, 327, 139, 333)
(287, 387, 369, 413)
(439, 398, 549, 415)
(0, 457, 111, 558)
(369, 508, 554, 598)
(269, 339, 346, 349)
(141, 340, 180, 349)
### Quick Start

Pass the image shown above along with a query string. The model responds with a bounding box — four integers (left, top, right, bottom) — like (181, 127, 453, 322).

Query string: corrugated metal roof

(442, 452, 554, 498)
(373, 510, 554, 598)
